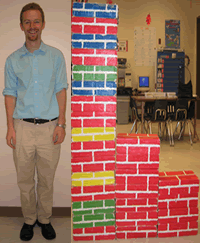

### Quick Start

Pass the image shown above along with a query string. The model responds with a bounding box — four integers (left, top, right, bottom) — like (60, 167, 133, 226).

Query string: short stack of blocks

(115, 133, 160, 239)
(71, 2, 118, 241)
(158, 170, 199, 237)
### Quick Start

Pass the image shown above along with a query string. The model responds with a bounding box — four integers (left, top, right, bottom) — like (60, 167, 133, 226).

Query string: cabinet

(117, 96, 130, 124)
(156, 50, 185, 93)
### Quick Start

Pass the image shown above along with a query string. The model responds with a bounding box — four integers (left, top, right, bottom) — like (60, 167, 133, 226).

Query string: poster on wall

(134, 27, 156, 66)
(165, 20, 180, 49)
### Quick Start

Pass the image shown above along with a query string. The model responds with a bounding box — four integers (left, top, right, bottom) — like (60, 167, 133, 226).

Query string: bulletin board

(134, 27, 156, 66)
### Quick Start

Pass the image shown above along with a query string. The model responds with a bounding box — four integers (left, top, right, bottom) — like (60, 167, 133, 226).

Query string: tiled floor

(1, 120, 200, 243)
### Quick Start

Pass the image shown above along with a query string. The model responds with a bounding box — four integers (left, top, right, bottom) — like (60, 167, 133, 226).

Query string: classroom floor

(1, 121, 200, 243)
(0, 216, 71, 243)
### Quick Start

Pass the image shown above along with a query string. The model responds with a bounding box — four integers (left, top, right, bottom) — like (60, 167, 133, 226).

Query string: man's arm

(4, 95, 17, 149)
(5, 95, 16, 129)
(52, 88, 67, 145)
(56, 88, 67, 124)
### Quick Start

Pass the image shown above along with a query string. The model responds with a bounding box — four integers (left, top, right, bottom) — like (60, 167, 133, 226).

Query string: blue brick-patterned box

(72, 89, 116, 96)
(73, 2, 118, 19)
(72, 41, 117, 50)
(72, 34, 117, 41)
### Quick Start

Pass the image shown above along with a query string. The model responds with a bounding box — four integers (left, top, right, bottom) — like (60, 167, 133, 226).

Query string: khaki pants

(13, 118, 61, 225)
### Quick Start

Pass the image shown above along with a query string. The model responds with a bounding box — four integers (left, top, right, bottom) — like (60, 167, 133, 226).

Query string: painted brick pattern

(158, 170, 199, 238)
(116, 225, 157, 239)
(73, 226, 116, 241)
(72, 3, 118, 241)
(116, 134, 160, 239)
(72, 199, 115, 214)
(72, 50, 118, 66)
(71, 95, 116, 143)
(72, 3, 118, 20)
(72, 65, 117, 96)
(72, 3, 118, 50)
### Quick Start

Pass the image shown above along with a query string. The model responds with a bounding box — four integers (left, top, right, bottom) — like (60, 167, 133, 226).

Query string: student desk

(132, 96, 199, 141)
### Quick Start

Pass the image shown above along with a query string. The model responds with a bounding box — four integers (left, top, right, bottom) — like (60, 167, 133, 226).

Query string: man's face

(20, 10, 45, 42)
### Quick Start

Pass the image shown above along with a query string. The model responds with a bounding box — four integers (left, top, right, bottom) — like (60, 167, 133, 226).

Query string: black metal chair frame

(147, 100, 172, 145)
(130, 99, 148, 134)
(169, 99, 193, 146)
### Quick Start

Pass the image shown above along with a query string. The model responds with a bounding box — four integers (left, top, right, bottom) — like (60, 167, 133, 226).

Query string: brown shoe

(36, 220, 56, 240)
(20, 221, 36, 241)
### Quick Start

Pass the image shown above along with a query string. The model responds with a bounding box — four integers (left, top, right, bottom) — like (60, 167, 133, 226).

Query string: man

(3, 2, 68, 241)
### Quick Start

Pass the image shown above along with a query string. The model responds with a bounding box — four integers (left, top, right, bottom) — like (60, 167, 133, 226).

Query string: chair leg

(170, 121, 174, 146)
(148, 121, 152, 134)
(136, 123, 141, 134)
(187, 120, 193, 145)
(143, 121, 148, 134)
(166, 121, 172, 146)
(178, 122, 186, 140)
(160, 122, 162, 139)
(146, 121, 149, 134)
(158, 122, 162, 140)
(162, 122, 165, 138)
(180, 122, 183, 133)
(135, 121, 138, 133)
(165, 122, 168, 141)
(173, 121, 180, 137)
(190, 119, 200, 140)
(159, 122, 165, 141)
(130, 119, 137, 133)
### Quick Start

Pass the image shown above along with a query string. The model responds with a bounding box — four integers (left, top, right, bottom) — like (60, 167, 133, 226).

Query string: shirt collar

(20, 41, 46, 57)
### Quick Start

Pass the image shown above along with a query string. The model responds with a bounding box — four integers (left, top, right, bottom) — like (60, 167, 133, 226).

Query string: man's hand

(53, 126, 66, 145)
(6, 127, 16, 149)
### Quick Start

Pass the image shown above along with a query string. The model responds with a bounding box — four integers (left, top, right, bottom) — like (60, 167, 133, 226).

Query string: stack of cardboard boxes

(71, 2, 118, 241)
(115, 133, 160, 239)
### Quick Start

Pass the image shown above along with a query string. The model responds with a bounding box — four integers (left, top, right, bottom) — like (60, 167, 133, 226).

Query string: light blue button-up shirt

(3, 41, 68, 119)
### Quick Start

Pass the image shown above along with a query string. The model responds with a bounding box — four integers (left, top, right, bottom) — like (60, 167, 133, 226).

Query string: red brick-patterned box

(116, 134, 160, 171)
(116, 134, 160, 239)
(158, 171, 199, 200)
(158, 170, 199, 238)
(159, 171, 199, 186)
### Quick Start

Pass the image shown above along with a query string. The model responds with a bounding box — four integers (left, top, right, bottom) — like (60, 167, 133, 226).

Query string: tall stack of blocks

(115, 133, 160, 239)
(71, 2, 118, 241)
(158, 170, 199, 237)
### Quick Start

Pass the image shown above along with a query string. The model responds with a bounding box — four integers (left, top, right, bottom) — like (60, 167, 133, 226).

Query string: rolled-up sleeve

(55, 52, 68, 94)
(3, 57, 17, 97)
